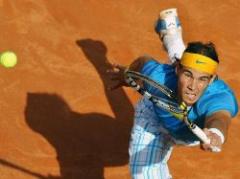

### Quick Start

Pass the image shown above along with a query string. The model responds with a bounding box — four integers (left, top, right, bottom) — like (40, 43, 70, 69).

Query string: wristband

(209, 128, 225, 144)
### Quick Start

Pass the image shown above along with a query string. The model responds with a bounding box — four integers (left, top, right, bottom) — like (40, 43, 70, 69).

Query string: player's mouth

(185, 92, 197, 101)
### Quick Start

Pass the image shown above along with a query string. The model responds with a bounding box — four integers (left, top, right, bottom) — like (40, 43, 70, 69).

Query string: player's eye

(199, 77, 210, 82)
(183, 71, 192, 78)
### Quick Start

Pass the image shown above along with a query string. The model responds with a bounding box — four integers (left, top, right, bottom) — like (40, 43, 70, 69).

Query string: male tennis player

(108, 8, 238, 179)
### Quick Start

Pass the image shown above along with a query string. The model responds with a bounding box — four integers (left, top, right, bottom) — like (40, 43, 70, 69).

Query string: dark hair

(184, 42, 219, 63)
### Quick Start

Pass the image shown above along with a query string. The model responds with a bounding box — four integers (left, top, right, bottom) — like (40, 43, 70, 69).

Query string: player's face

(176, 65, 213, 106)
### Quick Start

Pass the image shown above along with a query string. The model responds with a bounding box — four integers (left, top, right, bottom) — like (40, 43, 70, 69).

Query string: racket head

(125, 70, 186, 120)
(125, 70, 176, 99)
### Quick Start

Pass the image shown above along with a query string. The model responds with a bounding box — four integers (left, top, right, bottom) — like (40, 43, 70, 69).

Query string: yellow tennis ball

(0, 51, 18, 68)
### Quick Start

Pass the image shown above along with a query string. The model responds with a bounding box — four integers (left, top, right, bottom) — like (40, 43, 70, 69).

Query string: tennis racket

(124, 69, 220, 152)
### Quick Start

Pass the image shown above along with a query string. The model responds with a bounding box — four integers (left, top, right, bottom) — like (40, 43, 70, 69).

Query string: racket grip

(192, 125, 210, 144)
(191, 125, 221, 152)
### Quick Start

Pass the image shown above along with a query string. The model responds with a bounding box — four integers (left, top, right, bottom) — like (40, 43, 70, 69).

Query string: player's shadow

(25, 39, 134, 179)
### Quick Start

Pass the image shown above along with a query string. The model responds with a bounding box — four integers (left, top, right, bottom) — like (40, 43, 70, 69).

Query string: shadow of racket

(0, 159, 59, 179)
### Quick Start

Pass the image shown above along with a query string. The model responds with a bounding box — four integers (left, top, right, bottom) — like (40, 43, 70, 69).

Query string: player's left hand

(106, 63, 129, 90)
(201, 128, 223, 152)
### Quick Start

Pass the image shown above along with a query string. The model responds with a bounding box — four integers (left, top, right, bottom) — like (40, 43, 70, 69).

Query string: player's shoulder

(201, 77, 237, 103)
(196, 77, 238, 117)
(206, 77, 234, 95)
(141, 59, 175, 76)
(140, 59, 177, 91)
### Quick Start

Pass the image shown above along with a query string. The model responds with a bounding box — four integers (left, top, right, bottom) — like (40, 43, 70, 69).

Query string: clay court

(0, 0, 240, 178)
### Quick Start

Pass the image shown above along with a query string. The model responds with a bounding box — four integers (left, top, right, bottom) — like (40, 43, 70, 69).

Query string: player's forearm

(204, 110, 231, 142)
(128, 55, 152, 72)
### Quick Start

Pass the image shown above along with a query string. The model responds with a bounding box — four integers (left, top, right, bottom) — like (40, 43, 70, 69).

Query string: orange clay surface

(0, 0, 240, 178)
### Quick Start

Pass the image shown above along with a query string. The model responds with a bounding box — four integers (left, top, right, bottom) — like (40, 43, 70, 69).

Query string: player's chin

(182, 95, 199, 106)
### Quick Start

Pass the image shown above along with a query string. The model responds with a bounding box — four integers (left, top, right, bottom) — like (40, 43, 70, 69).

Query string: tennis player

(108, 8, 238, 179)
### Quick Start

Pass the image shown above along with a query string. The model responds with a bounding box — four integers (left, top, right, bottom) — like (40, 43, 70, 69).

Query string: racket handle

(191, 125, 221, 152)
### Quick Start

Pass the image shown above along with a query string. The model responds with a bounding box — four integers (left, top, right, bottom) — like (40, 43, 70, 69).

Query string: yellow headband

(180, 52, 218, 74)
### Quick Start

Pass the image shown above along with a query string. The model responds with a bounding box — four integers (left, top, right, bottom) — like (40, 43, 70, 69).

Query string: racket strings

(126, 71, 176, 99)
(125, 70, 185, 116)
(126, 71, 194, 127)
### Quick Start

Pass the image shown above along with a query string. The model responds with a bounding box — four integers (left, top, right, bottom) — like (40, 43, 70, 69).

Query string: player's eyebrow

(182, 68, 212, 80)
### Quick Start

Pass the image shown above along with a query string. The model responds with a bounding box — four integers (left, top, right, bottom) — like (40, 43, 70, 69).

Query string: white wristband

(208, 128, 225, 144)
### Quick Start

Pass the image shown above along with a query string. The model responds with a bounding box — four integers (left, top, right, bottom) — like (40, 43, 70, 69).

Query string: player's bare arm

(202, 110, 231, 151)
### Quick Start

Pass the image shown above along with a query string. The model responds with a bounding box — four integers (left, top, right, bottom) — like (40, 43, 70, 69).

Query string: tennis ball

(0, 51, 18, 68)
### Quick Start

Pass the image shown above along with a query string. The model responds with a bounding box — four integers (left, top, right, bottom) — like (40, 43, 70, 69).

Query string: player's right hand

(201, 128, 222, 152)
